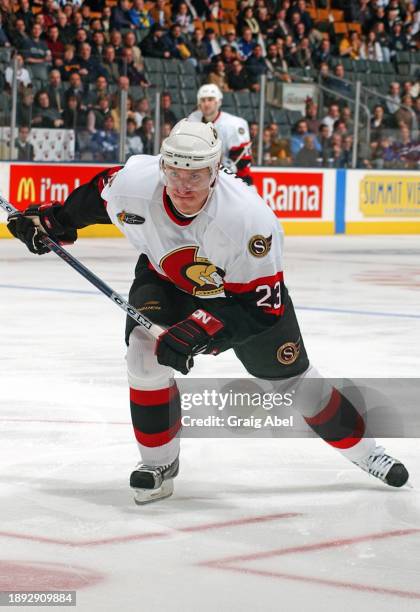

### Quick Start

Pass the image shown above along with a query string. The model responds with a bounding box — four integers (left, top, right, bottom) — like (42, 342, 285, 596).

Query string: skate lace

(365, 446, 395, 480)
(136, 462, 171, 475)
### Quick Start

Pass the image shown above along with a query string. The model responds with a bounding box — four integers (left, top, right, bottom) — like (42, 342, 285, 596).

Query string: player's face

(164, 165, 212, 215)
(199, 96, 219, 120)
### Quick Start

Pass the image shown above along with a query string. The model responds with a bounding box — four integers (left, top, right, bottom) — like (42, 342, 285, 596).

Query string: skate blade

(132, 479, 174, 505)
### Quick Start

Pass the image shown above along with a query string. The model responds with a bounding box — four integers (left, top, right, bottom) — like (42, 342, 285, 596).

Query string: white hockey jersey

(101, 155, 284, 319)
(188, 110, 251, 170)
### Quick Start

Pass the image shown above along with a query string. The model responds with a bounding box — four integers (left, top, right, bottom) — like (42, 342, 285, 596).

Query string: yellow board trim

(281, 221, 335, 235)
(346, 221, 420, 234)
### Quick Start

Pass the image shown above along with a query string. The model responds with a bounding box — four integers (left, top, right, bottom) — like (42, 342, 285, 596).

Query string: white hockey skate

(353, 446, 409, 488)
(130, 457, 179, 505)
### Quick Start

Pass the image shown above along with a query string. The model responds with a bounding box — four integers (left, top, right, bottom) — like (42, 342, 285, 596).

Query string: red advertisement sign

(252, 170, 324, 218)
(9, 164, 110, 209)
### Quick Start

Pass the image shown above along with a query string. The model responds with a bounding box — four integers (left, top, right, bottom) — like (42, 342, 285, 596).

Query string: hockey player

(189, 84, 253, 185)
(8, 120, 409, 504)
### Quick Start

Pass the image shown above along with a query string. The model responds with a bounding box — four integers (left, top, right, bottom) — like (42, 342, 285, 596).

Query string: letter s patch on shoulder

(248, 234, 272, 258)
(117, 211, 145, 225)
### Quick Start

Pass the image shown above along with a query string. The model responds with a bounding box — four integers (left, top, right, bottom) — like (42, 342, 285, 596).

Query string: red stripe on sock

(130, 386, 178, 406)
(133, 420, 182, 448)
(304, 387, 341, 426)
(328, 413, 366, 449)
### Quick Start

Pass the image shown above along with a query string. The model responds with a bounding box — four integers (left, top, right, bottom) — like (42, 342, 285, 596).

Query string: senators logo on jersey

(160, 246, 225, 297)
(248, 234, 272, 258)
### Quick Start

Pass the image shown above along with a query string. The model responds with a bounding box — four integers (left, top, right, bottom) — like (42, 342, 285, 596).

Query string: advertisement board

(345, 170, 420, 234)
(252, 167, 336, 234)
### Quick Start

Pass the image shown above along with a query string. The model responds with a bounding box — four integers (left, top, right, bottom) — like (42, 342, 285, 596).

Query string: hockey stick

(0, 195, 164, 341)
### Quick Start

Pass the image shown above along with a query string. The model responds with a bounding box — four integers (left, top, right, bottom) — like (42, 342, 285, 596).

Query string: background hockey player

(7, 119, 409, 504)
(189, 84, 253, 185)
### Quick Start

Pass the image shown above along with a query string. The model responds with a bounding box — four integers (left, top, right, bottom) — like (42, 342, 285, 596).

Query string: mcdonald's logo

(17, 177, 36, 203)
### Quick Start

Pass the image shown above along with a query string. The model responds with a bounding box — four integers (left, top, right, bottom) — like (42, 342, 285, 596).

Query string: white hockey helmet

(160, 119, 222, 177)
(197, 84, 223, 105)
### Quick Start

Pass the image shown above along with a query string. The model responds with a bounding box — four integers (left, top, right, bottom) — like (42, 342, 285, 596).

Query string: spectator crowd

(0, 0, 419, 166)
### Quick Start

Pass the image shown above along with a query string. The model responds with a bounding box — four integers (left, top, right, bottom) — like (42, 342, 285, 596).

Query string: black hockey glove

(7, 202, 77, 255)
(156, 309, 224, 375)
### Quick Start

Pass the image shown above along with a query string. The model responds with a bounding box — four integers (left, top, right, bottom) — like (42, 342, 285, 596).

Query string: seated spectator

(174, 2, 194, 34)
(15, 125, 34, 161)
(5, 54, 32, 91)
(321, 103, 341, 138)
(138, 115, 154, 154)
(295, 135, 319, 167)
(140, 24, 171, 59)
(15, 0, 34, 33)
(395, 94, 417, 132)
(339, 31, 361, 60)
(262, 126, 274, 165)
(46, 24, 64, 65)
(295, 37, 314, 70)
(227, 59, 250, 91)
(216, 44, 237, 68)
(373, 22, 391, 62)
(62, 93, 87, 129)
(264, 42, 288, 79)
(370, 104, 390, 142)
(360, 31, 384, 61)
(238, 27, 256, 61)
(119, 47, 149, 86)
(333, 119, 349, 137)
(110, 93, 137, 131)
(292, 16, 307, 45)
(87, 93, 112, 132)
(290, 119, 321, 157)
(272, 8, 291, 40)
(101, 6, 112, 38)
(206, 59, 230, 92)
(31, 90, 64, 128)
(111, 0, 135, 30)
(60, 44, 81, 81)
(46, 68, 66, 112)
(78, 42, 107, 83)
(129, 0, 154, 29)
(256, 5, 275, 38)
(87, 74, 109, 106)
(220, 27, 240, 52)
(245, 44, 267, 91)
(0, 13, 11, 47)
(90, 114, 119, 161)
(91, 31, 106, 60)
(101, 45, 120, 83)
(9, 18, 31, 51)
(134, 96, 151, 128)
(149, 0, 172, 29)
(389, 21, 408, 58)
(126, 117, 143, 159)
(65, 71, 89, 109)
(123, 30, 143, 69)
(329, 64, 352, 98)
(283, 34, 298, 67)
(161, 91, 178, 127)
(163, 23, 192, 60)
(16, 91, 33, 127)
(395, 123, 420, 169)
(340, 106, 354, 133)
(74, 27, 89, 50)
(386, 81, 401, 115)
(237, 7, 260, 37)
(340, 134, 353, 168)
(318, 123, 331, 165)
(270, 137, 292, 166)
(109, 29, 125, 60)
(207, 0, 224, 23)
(41, 0, 58, 29)
(305, 101, 320, 134)
(203, 27, 222, 60)
(314, 37, 332, 68)
(189, 27, 211, 71)
(22, 23, 52, 64)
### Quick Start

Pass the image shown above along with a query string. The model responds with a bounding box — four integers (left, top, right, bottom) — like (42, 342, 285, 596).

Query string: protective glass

(162, 166, 213, 193)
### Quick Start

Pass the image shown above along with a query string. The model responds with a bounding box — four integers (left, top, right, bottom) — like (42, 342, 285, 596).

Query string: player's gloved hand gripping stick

(0, 196, 167, 347)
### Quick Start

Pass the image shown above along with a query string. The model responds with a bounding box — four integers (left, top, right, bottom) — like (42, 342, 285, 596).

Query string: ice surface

(0, 235, 419, 611)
